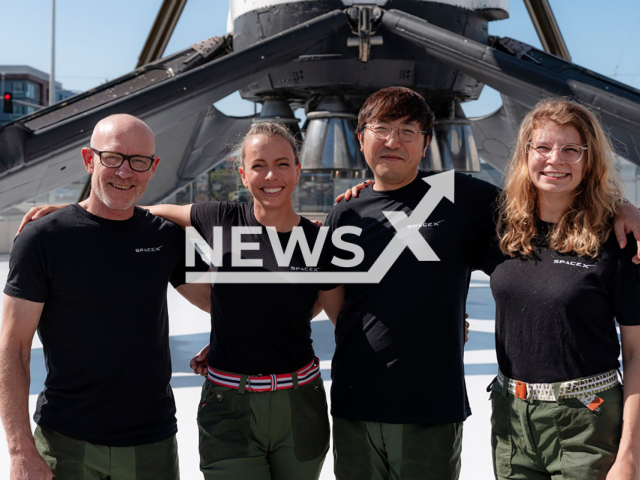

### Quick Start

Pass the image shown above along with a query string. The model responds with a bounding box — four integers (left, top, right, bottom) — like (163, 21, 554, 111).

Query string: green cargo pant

(490, 380, 622, 480)
(197, 376, 330, 479)
(332, 417, 463, 480)
(34, 426, 179, 479)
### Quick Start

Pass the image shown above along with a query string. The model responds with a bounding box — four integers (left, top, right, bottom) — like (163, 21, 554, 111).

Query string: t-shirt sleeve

(314, 220, 340, 291)
(190, 201, 227, 239)
(167, 225, 211, 289)
(321, 207, 342, 274)
(4, 225, 50, 303)
(613, 234, 640, 326)
(476, 236, 506, 276)
(467, 177, 501, 271)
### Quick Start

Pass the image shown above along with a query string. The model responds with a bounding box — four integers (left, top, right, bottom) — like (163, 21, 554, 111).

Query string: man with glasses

(0, 114, 210, 479)
(325, 86, 499, 480)
(326, 87, 640, 480)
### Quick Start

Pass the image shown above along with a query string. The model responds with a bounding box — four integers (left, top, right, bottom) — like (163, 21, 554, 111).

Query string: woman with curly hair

(483, 98, 640, 480)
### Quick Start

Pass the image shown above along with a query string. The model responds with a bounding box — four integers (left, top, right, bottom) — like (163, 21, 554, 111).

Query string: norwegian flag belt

(207, 357, 321, 392)
(497, 369, 619, 402)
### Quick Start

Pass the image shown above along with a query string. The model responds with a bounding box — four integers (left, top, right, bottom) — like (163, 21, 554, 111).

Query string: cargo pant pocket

(289, 378, 330, 462)
(197, 380, 252, 466)
(554, 385, 622, 480)
(491, 385, 514, 478)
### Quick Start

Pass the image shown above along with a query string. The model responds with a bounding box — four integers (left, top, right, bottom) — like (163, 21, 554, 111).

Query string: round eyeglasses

(527, 142, 587, 164)
(364, 124, 426, 143)
(91, 148, 155, 172)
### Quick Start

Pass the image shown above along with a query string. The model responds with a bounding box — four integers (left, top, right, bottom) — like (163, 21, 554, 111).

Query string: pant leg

(332, 418, 388, 480)
(268, 378, 330, 480)
(490, 382, 552, 480)
(382, 421, 463, 480)
(108, 435, 180, 480)
(333, 418, 463, 480)
(196, 380, 271, 480)
(548, 385, 622, 480)
(34, 426, 107, 480)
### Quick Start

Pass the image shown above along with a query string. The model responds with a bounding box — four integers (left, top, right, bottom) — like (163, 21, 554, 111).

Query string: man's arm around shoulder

(0, 294, 52, 479)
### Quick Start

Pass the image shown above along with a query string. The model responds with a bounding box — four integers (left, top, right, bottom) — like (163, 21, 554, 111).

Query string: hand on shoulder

(16, 204, 68, 235)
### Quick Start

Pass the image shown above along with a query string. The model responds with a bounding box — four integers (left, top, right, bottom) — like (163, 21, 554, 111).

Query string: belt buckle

(515, 381, 528, 400)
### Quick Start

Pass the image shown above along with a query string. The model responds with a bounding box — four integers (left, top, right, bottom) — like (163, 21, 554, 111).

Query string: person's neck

(537, 193, 571, 223)
(253, 202, 300, 232)
(372, 170, 419, 192)
(80, 198, 135, 221)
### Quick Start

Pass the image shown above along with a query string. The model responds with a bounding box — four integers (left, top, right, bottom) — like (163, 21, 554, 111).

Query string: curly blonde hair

(498, 98, 624, 258)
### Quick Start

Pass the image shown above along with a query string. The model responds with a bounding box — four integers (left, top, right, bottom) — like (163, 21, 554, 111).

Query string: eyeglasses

(364, 124, 426, 143)
(527, 142, 587, 164)
(91, 148, 155, 172)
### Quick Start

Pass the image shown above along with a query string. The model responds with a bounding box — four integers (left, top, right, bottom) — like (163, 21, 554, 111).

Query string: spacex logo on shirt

(290, 266, 320, 272)
(553, 259, 596, 269)
(406, 220, 444, 229)
(135, 246, 163, 253)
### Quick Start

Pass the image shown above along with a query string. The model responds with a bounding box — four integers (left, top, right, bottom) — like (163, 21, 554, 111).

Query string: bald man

(0, 114, 210, 480)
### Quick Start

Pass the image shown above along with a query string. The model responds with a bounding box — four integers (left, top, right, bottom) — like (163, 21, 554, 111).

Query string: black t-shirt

(325, 171, 499, 424)
(190, 201, 332, 375)
(4, 204, 195, 446)
(481, 221, 640, 383)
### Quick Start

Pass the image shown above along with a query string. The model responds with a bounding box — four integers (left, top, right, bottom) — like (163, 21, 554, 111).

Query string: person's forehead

(94, 128, 155, 155)
(245, 134, 295, 159)
(372, 116, 420, 127)
(531, 122, 582, 142)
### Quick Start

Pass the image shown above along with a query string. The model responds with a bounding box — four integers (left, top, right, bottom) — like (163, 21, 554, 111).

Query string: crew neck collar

(248, 200, 302, 233)
(367, 171, 429, 198)
(71, 203, 142, 230)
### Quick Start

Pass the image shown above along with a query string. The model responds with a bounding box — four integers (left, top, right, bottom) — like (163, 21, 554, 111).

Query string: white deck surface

(0, 261, 498, 479)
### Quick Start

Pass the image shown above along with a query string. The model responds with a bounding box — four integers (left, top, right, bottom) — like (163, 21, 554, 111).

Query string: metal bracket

(190, 35, 230, 60)
(346, 6, 383, 63)
(492, 37, 541, 65)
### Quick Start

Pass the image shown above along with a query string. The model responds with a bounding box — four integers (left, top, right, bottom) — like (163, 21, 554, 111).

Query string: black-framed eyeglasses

(90, 148, 155, 172)
(364, 124, 426, 143)
(526, 142, 587, 164)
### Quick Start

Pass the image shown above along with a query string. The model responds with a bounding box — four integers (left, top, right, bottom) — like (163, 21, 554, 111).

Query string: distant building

(0, 65, 75, 126)
(0, 66, 79, 252)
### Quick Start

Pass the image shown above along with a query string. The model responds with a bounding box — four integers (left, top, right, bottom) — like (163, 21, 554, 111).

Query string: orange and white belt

(497, 369, 619, 406)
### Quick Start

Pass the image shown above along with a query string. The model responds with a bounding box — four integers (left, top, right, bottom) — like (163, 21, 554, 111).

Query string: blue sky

(1, 0, 639, 118)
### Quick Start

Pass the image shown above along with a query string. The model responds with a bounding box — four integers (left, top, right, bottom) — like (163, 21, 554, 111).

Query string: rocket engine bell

(300, 96, 364, 172)
(228, 0, 494, 212)
(252, 97, 301, 137)
(297, 96, 369, 213)
(433, 102, 481, 172)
